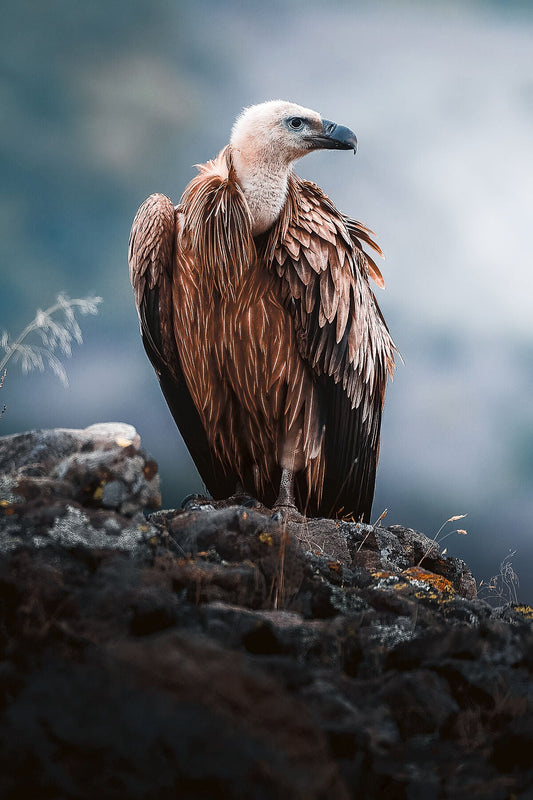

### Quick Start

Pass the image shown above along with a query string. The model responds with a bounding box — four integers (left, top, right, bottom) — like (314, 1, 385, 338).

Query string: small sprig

(417, 514, 468, 567)
(0, 369, 6, 417)
(479, 550, 520, 605)
(0, 294, 102, 387)
(356, 507, 388, 552)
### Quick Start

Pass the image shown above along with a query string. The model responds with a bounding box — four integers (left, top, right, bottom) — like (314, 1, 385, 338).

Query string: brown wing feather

(343, 216, 386, 289)
(264, 175, 396, 520)
(128, 193, 237, 499)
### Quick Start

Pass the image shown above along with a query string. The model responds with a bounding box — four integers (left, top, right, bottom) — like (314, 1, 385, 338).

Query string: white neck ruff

(231, 148, 291, 236)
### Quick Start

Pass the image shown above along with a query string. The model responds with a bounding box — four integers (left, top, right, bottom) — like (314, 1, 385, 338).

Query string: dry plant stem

(273, 521, 289, 610)
(416, 514, 468, 568)
(356, 508, 388, 553)
(0, 299, 75, 372)
(0, 294, 101, 386)
(0, 369, 6, 417)
(498, 551, 519, 604)
(478, 551, 519, 604)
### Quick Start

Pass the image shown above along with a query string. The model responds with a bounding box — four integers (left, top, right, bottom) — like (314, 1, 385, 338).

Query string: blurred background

(1, 0, 532, 600)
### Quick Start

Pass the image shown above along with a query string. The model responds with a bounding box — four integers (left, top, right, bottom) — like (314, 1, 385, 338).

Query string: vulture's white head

(230, 100, 357, 166)
(229, 100, 357, 235)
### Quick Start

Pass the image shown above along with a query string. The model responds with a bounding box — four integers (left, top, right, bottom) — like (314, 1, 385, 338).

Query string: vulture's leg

(275, 467, 296, 507)
(272, 467, 305, 521)
(271, 424, 306, 520)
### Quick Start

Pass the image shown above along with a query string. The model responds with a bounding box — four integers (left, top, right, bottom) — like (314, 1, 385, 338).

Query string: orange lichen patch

(259, 532, 273, 546)
(1, 501, 15, 515)
(512, 604, 533, 621)
(402, 567, 456, 600)
(370, 571, 400, 590)
(371, 571, 395, 581)
(328, 561, 341, 572)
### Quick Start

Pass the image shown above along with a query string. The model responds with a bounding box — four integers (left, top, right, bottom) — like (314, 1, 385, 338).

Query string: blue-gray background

(2, 0, 532, 600)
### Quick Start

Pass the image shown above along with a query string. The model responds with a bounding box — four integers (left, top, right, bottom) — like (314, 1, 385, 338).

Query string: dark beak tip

(320, 120, 358, 153)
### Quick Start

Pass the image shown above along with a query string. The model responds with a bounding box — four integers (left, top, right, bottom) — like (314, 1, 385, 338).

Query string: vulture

(129, 100, 396, 521)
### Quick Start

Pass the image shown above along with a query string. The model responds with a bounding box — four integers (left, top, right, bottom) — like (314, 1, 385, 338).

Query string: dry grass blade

(0, 294, 102, 387)
(0, 368, 6, 418)
(356, 508, 388, 552)
(479, 550, 520, 605)
(273, 521, 289, 610)
(416, 513, 468, 568)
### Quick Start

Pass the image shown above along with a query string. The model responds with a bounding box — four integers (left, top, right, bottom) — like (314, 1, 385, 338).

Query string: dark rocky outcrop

(1, 424, 532, 799)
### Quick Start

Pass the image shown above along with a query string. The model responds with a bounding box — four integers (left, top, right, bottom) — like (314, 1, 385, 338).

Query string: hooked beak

(307, 118, 358, 153)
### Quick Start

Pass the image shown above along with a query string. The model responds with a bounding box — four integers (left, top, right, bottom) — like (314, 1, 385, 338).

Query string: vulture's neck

(230, 147, 291, 236)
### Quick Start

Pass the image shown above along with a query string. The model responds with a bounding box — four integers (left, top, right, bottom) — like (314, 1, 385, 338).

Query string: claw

(241, 496, 262, 509)
(228, 486, 262, 508)
(181, 493, 209, 510)
(271, 504, 306, 524)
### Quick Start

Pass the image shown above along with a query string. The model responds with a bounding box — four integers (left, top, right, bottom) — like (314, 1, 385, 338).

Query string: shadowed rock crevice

(1, 424, 532, 799)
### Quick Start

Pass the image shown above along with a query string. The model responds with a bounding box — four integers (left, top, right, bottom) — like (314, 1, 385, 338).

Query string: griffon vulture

(129, 100, 396, 521)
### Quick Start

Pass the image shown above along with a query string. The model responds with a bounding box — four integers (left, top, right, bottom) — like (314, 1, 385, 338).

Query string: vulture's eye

(288, 117, 304, 130)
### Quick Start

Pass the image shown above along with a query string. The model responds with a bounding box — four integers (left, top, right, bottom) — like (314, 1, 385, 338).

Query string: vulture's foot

(271, 503, 306, 524)
(272, 468, 305, 521)
(228, 485, 263, 509)
(181, 493, 214, 512)
(240, 495, 262, 509)
(181, 492, 208, 508)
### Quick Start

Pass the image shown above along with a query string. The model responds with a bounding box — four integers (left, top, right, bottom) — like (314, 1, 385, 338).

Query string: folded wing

(267, 176, 396, 519)
(128, 193, 237, 500)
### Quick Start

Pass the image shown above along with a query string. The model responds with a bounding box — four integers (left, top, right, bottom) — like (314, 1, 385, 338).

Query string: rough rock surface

(1, 425, 532, 799)
(0, 422, 160, 556)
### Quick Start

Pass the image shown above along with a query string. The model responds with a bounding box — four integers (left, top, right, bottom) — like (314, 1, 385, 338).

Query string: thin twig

(416, 514, 468, 568)
(356, 508, 388, 552)
(0, 294, 101, 386)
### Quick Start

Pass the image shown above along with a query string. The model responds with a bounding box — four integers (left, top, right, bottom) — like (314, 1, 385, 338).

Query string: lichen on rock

(0, 424, 532, 799)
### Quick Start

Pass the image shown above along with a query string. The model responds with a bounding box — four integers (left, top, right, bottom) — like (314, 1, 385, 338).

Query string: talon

(227, 489, 262, 508)
(181, 493, 208, 510)
(271, 504, 306, 524)
(241, 496, 262, 509)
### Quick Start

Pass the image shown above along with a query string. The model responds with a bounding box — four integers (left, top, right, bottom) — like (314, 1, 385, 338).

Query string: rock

(0, 422, 161, 556)
(1, 424, 533, 798)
